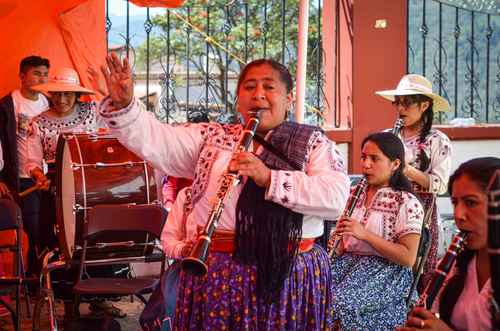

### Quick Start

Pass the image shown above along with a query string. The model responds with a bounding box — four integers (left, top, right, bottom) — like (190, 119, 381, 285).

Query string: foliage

(136, 0, 323, 123)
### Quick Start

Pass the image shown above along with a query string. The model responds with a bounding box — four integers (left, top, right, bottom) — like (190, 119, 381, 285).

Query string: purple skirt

(175, 245, 333, 330)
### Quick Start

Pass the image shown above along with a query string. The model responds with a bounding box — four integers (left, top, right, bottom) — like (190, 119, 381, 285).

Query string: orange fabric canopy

(0, 0, 105, 98)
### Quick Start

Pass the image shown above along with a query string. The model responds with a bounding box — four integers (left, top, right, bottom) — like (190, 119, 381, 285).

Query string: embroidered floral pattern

(403, 129, 451, 194)
(189, 123, 243, 207)
(176, 247, 333, 330)
(349, 188, 423, 248)
(308, 131, 346, 174)
(34, 102, 98, 161)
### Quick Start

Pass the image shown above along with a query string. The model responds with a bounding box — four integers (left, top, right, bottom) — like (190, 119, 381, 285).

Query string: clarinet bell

(181, 236, 210, 276)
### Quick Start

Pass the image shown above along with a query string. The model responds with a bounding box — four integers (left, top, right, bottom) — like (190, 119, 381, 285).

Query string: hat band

(398, 82, 433, 94)
(50, 77, 80, 85)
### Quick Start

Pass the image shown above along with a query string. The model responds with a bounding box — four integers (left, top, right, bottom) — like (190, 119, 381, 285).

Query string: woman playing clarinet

(330, 132, 424, 330)
(399, 157, 500, 331)
(100, 55, 350, 330)
(376, 74, 452, 291)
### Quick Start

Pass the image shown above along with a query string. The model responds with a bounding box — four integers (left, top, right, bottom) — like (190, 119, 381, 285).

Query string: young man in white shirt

(0, 55, 51, 275)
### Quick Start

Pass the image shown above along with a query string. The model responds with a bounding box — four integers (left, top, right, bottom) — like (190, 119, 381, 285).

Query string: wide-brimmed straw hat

(375, 74, 450, 112)
(32, 67, 95, 94)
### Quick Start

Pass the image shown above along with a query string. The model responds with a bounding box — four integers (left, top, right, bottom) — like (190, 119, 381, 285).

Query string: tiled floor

(0, 297, 144, 331)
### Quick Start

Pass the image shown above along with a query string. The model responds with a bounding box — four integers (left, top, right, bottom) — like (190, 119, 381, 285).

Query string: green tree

(136, 0, 323, 123)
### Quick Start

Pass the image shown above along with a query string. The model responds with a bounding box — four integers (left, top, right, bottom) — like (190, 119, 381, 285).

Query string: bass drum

(55, 133, 157, 261)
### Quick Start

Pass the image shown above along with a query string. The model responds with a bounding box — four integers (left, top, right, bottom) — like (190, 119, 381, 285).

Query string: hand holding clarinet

(397, 231, 467, 331)
(328, 176, 368, 257)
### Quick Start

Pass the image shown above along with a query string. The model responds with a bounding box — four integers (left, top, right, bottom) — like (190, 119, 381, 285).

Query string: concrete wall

(351, 0, 407, 172)
(437, 139, 500, 216)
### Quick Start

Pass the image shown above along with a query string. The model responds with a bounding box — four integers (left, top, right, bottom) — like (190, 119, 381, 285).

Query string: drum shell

(55, 133, 157, 261)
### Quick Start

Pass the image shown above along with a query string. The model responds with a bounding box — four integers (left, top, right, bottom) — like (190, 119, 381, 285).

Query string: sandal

(89, 301, 127, 318)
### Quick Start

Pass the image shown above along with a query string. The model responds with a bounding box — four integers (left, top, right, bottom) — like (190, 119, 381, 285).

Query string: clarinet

(392, 117, 404, 136)
(487, 170, 500, 329)
(328, 176, 368, 256)
(416, 231, 468, 309)
(181, 110, 262, 276)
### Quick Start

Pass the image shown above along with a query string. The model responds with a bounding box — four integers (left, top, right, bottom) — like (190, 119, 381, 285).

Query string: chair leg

(73, 294, 81, 319)
(32, 294, 44, 331)
(24, 287, 32, 318)
(16, 283, 21, 331)
(0, 296, 17, 331)
(21, 254, 32, 318)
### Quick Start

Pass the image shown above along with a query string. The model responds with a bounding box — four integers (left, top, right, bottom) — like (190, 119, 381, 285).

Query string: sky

(107, 0, 165, 17)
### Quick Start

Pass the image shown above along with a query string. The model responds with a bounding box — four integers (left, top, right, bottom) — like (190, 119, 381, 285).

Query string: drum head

(55, 134, 77, 261)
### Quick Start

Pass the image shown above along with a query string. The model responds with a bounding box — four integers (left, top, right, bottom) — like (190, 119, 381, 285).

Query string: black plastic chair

(0, 199, 28, 331)
(72, 204, 167, 317)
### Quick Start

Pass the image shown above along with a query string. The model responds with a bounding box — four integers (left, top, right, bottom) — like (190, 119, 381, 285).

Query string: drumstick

(18, 183, 42, 198)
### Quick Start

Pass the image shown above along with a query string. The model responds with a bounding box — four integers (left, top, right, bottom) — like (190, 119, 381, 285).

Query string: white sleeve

(99, 97, 204, 179)
(395, 193, 424, 239)
(428, 132, 452, 195)
(24, 123, 44, 174)
(161, 188, 190, 259)
(265, 131, 350, 219)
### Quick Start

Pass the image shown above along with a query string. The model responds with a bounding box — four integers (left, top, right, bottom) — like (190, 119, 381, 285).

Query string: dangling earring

(286, 101, 295, 121)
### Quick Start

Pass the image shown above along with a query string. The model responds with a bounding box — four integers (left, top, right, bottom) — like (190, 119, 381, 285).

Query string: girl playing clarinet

(376, 74, 452, 290)
(330, 132, 424, 330)
(399, 157, 500, 331)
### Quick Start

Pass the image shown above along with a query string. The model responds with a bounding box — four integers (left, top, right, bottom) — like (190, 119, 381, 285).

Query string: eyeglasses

(391, 96, 419, 108)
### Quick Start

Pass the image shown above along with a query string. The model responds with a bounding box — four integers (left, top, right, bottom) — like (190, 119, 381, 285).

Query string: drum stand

(32, 250, 66, 331)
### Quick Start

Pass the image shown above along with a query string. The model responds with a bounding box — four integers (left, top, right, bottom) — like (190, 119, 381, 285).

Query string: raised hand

(101, 53, 134, 109)
(87, 66, 108, 96)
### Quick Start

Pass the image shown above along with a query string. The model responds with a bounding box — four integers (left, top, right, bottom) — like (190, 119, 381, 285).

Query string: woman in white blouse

(100, 54, 350, 330)
(399, 157, 500, 331)
(330, 132, 424, 330)
(376, 74, 452, 291)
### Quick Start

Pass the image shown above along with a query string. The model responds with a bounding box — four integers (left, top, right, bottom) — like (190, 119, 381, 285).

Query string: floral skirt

(330, 253, 413, 331)
(175, 245, 333, 330)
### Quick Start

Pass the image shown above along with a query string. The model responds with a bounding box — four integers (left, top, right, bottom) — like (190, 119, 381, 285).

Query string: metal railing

(408, 0, 500, 124)
(105, 0, 328, 126)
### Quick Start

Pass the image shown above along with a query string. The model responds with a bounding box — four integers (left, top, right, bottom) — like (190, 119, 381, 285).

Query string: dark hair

(19, 56, 50, 73)
(439, 157, 500, 326)
(187, 111, 209, 123)
(236, 59, 293, 94)
(362, 132, 413, 193)
(398, 94, 434, 171)
(448, 157, 500, 195)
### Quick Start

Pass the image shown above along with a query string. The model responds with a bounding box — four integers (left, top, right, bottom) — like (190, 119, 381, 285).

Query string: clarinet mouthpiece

(248, 109, 264, 119)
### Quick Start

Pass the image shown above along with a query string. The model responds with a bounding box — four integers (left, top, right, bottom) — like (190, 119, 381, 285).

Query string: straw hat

(375, 74, 450, 112)
(32, 67, 94, 94)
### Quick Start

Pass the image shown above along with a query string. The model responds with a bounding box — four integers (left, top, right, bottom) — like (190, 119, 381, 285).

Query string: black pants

(38, 169, 58, 252)
(19, 178, 41, 275)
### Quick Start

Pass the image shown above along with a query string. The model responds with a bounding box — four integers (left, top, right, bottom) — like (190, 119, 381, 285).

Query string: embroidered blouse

(432, 255, 492, 331)
(402, 129, 452, 195)
(343, 187, 424, 257)
(32, 102, 103, 163)
(99, 97, 351, 243)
